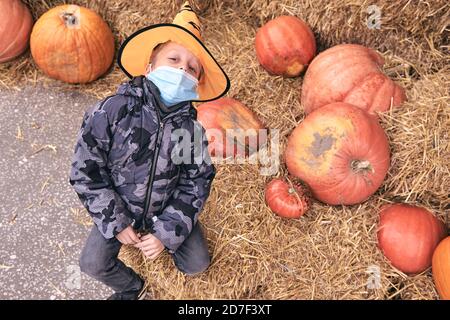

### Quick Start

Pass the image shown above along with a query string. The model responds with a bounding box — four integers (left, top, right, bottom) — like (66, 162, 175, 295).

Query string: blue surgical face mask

(145, 65, 199, 107)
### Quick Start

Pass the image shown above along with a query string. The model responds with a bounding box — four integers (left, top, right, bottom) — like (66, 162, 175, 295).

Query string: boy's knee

(79, 253, 93, 275)
(79, 252, 108, 278)
(177, 254, 211, 276)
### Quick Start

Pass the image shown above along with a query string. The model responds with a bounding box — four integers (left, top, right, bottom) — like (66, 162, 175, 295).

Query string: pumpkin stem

(351, 160, 373, 174)
(286, 177, 301, 203)
(61, 12, 79, 28)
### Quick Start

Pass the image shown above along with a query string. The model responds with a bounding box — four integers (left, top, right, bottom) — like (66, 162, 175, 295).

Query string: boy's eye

(169, 57, 177, 61)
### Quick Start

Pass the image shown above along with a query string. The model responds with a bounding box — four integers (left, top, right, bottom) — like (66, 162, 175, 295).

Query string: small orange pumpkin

(265, 178, 309, 218)
(377, 204, 446, 275)
(0, 0, 33, 63)
(255, 16, 316, 77)
(30, 4, 115, 83)
(432, 236, 450, 300)
(196, 97, 266, 158)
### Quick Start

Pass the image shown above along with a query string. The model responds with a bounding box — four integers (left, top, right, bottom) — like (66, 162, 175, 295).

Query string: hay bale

(3, 0, 447, 299)
(380, 71, 450, 212)
(213, 0, 449, 75)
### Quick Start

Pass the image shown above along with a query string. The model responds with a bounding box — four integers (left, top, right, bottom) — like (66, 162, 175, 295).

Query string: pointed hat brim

(117, 23, 230, 102)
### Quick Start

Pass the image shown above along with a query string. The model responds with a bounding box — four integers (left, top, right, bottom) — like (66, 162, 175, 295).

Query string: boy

(69, 2, 230, 300)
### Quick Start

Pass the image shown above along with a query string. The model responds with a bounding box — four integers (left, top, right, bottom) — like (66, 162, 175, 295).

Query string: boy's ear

(145, 63, 152, 75)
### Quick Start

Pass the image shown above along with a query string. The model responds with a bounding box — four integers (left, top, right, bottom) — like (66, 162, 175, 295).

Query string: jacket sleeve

(151, 119, 216, 252)
(68, 99, 133, 239)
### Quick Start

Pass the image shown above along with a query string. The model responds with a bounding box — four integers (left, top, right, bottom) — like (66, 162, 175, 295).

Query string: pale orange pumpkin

(377, 204, 446, 275)
(0, 0, 33, 63)
(285, 102, 390, 205)
(196, 97, 266, 158)
(30, 4, 115, 83)
(432, 236, 450, 300)
(301, 44, 406, 115)
(255, 15, 316, 77)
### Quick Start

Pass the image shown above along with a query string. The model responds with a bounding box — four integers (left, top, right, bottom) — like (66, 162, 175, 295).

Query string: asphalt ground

(0, 85, 112, 299)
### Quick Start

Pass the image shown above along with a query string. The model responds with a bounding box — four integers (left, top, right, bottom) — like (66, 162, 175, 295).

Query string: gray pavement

(0, 85, 113, 299)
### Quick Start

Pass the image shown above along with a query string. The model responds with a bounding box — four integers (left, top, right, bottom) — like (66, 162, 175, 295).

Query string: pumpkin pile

(249, 15, 448, 299)
(167, 12, 447, 299)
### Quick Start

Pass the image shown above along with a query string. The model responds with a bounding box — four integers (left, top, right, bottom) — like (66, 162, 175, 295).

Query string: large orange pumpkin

(377, 204, 446, 275)
(432, 236, 450, 300)
(0, 0, 33, 63)
(255, 16, 316, 77)
(30, 4, 115, 83)
(196, 97, 266, 158)
(301, 44, 406, 115)
(285, 102, 390, 205)
(265, 178, 309, 219)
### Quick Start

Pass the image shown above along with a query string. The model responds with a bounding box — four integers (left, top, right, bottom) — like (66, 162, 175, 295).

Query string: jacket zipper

(141, 109, 164, 232)
(130, 76, 192, 232)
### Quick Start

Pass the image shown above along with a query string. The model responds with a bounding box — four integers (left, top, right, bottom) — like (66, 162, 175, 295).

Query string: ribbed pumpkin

(377, 204, 446, 275)
(432, 236, 450, 300)
(30, 4, 115, 83)
(0, 0, 33, 63)
(196, 97, 266, 158)
(255, 16, 316, 77)
(285, 102, 390, 205)
(265, 178, 309, 219)
(301, 44, 406, 115)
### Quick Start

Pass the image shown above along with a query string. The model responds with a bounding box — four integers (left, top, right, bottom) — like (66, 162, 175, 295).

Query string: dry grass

(2, 0, 448, 299)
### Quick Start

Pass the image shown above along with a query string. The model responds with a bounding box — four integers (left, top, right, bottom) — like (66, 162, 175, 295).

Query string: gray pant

(79, 222, 211, 293)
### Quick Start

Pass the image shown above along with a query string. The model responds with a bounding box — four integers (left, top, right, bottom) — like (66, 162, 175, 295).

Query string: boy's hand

(116, 226, 141, 245)
(134, 233, 165, 259)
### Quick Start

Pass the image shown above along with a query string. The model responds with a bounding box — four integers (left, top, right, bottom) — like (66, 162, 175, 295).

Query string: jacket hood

(116, 75, 196, 120)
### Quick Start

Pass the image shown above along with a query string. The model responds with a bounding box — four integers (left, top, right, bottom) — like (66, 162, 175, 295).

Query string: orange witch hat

(117, 1, 230, 102)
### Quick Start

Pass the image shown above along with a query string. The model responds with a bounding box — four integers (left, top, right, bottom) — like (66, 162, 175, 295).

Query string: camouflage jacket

(69, 76, 216, 252)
